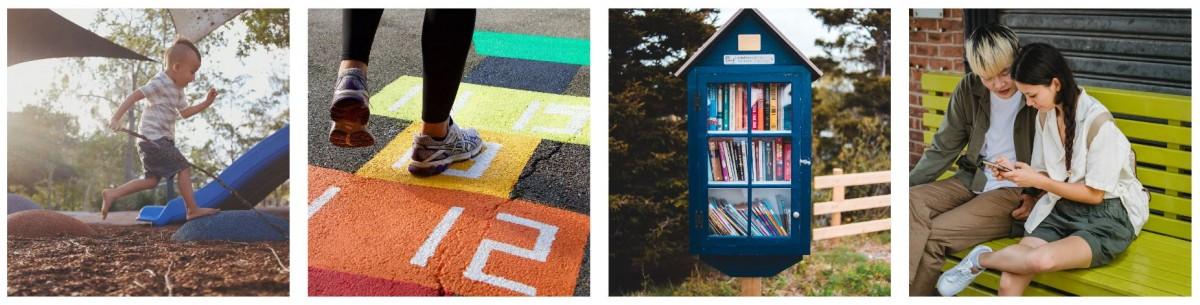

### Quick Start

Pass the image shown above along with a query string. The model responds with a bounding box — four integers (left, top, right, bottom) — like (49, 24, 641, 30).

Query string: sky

(7, 9, 289, 163)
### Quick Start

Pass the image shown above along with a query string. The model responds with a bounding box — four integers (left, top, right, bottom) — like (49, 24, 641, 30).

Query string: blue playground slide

(137, 125, 290, 226)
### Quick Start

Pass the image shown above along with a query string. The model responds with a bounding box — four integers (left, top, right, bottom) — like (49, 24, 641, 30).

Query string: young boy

(101, 37, 220, 221)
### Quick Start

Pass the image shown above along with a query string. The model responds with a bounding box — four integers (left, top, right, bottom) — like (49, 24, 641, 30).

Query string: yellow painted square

(355, 124, 539, 197)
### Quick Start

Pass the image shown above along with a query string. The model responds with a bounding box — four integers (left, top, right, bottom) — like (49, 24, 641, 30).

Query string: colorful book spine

(708, 141, 721, 181)
(783, 141, 791, 180)
(782, 84, 791, 130)
(775, 138, 783, 180)
(772, 83, 782, 129)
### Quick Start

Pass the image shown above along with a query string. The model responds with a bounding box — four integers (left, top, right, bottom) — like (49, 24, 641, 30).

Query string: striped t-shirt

(137, 71, 188, 141)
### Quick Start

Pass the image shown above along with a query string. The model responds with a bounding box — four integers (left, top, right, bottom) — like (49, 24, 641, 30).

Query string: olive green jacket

(910, 72, 1038, 192)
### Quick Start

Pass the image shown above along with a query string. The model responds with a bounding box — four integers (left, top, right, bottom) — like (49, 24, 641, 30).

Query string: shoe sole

(408, 142, 485, 177)
(329, 98, 375, 148)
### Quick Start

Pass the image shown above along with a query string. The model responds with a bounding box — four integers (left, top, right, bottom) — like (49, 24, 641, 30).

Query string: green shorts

(1028, 197, 1134, 267)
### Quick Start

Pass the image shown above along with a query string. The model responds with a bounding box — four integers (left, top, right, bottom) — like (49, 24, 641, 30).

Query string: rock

(7, 193, 42, 214)
(171, 210, 289, 242)
(7, 210, 97, 237)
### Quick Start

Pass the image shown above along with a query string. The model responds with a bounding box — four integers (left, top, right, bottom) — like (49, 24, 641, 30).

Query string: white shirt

(980, 91, 1023, 192)
(137, 71, 188, 141)
(1025, 88, 1149, 235)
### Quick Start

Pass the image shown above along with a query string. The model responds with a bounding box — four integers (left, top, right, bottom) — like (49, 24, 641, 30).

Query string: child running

(101, 37, 221, 221)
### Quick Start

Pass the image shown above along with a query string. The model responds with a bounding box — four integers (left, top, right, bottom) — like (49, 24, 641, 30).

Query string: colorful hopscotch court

(309, 29, 590, 296)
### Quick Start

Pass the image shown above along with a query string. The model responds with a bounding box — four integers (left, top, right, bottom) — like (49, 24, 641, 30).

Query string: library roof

(674, 8, 823, 79)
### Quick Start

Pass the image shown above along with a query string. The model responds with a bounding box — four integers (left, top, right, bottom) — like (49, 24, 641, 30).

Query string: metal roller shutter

(999, 9, 1191, 96)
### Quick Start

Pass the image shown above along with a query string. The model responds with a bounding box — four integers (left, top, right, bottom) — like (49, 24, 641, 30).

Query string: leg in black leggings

(342, 9, 383, 64)
(421, 9, 476, 126)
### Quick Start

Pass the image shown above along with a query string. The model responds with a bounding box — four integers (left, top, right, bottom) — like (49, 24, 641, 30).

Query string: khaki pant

(909, 178, 1021, 296)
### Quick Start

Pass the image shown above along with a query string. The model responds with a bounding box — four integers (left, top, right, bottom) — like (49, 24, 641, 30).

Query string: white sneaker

(408, 123, 484, 176)
(936, 245, 992, 296)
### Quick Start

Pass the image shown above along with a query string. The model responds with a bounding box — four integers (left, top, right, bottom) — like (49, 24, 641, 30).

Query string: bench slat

(920, 73, 1191, 123)
(1133, 143, 1191, 170)
(1149, 192, 1191, 218)
(920, 72, 962, 94)
(1144, 214, 1192, 240)
(1089, 87, 1192, 122)
(922, 94, 950, 112)
(1138, 167, 1192, 195)
(1116, 118, 1192, 146)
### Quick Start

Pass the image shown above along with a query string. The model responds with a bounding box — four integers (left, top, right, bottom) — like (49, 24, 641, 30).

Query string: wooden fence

(812, 168, 891, 240)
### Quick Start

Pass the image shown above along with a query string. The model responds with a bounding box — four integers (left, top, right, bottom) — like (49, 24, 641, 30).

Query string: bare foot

(186, 207, 220, 221)
(101, 189, 114, 220)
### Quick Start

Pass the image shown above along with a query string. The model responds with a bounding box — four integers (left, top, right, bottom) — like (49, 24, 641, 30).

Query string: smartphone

(981, 160, 1012, 173)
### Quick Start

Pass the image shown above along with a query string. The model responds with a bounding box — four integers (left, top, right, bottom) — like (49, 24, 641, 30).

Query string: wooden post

(831, 168, 844, 227)
(739, 277, 762, 296)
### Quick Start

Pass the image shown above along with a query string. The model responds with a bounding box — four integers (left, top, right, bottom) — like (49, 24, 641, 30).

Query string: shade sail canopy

(169, 9, 245, 43)
(7, 9, 152, 66)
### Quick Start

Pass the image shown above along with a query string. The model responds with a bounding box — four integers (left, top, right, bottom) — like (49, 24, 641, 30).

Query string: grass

(630, 231, 891, 296)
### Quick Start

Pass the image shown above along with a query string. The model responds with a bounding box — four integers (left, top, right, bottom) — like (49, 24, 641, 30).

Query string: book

(707, 86, 717, 130)
(781, 83, 792, 130)
(783, 141, 791, 180)
(708, 141, 722, 181)
(750, 199, 787, 236)
(708, 197, 749, 236)
(775, 84, 781, 130)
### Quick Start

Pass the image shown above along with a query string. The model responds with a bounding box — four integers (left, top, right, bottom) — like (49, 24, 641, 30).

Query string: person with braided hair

(936, 43, 1149, 296)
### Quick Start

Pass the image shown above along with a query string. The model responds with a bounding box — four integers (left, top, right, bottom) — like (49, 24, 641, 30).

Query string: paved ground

(306, 9, 590, 296)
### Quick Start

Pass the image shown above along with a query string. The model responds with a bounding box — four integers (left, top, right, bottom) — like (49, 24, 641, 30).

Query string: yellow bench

(919, 72, 1191, 296)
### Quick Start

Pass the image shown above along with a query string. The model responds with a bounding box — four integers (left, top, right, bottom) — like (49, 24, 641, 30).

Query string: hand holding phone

(981, 160, 1012, 173)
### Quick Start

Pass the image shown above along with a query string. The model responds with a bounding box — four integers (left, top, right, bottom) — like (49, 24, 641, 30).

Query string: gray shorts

(1028, 197, 1134, 267)
(137, 137, 188, 180)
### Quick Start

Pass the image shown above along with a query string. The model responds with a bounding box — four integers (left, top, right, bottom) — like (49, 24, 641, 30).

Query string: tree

(810, 9, 891, 116)
(608, 9, 718, 294)
(809, 9, 891, 223)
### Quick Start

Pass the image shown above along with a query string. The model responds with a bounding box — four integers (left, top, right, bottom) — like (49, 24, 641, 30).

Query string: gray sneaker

(408, 123, 484, 176)
(329, 68, 375, 147)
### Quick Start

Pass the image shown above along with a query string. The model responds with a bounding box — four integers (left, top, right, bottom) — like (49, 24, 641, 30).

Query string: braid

(1062, 100, 1077, 173)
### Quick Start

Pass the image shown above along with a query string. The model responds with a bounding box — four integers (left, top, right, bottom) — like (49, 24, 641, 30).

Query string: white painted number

(410, 206, 464, 267)
(463, 213, 559, 296)
(307, 186, 341, 218)
(512, 101, 588, 135)
(409, 208, 560, 296)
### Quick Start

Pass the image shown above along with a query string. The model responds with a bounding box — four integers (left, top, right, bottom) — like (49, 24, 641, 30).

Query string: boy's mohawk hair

(165, 36, 202, 64)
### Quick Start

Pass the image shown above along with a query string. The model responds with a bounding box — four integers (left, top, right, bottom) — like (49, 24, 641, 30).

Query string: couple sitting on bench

(908, 24, 1149, 296)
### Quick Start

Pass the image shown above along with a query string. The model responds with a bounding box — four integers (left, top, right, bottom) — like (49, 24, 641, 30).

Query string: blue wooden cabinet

(675, 9, 821, 277)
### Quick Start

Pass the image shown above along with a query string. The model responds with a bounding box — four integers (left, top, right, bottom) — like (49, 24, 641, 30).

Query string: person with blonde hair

(908, 24, 1040, 295)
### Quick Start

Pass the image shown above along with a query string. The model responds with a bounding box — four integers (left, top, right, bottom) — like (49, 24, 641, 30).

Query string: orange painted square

(308, 169, 503, 290)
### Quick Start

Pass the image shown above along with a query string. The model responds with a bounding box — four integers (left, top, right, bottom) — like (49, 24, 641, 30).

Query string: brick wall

(909, 9, 965, 168)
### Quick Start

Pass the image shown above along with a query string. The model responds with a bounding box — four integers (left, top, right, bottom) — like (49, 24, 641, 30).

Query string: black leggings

(342, 9, 476, 124)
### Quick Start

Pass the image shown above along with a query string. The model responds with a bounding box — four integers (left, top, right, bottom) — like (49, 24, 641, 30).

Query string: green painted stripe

(473, 31, 590, 66)
(370, 76, 591, 145)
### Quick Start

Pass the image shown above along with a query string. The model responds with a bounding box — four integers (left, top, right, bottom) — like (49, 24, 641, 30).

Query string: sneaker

(937, 245, 993, 296)
(329, 68, 375, 147)
(408, 123, 484, 176)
